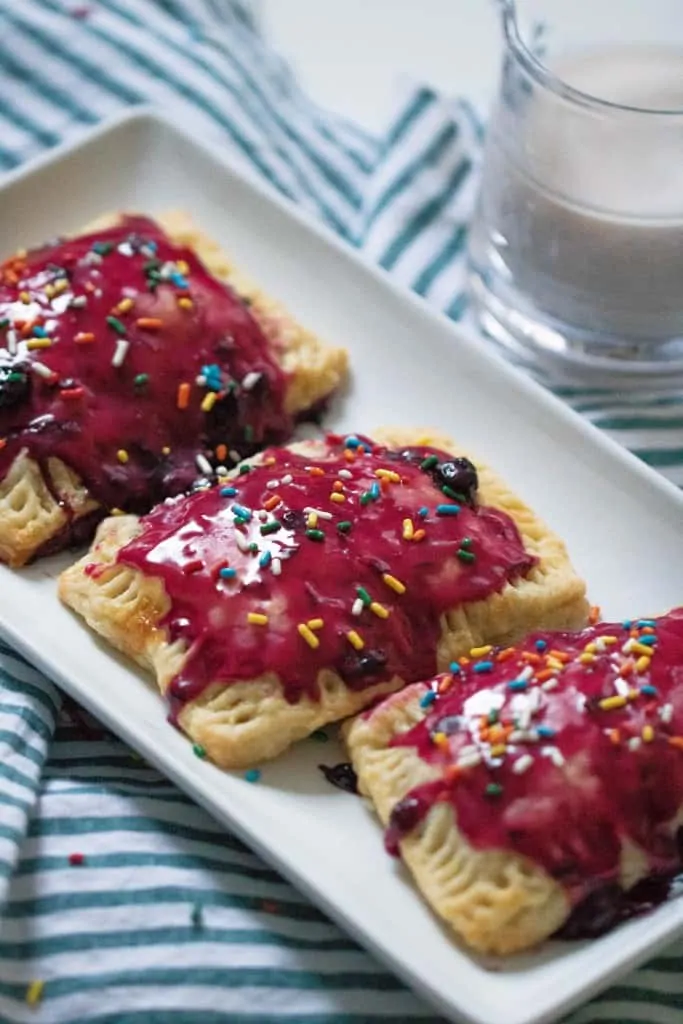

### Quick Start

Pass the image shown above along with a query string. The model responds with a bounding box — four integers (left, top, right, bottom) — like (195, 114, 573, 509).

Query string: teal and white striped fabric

(1, 2, 683, 1022)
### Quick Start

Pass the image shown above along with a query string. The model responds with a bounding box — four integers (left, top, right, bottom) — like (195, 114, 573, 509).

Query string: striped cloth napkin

(1, 2, 682, 1023)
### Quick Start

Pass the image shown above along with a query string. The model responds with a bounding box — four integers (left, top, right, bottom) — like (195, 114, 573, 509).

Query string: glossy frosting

(386, 609, 683, 935)
(0, 216, 292, 544)
(114, 436, 535, 711)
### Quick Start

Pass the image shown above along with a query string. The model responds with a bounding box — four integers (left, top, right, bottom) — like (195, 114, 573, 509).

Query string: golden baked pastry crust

(59, 429, 588, 769)
(0, 211, 347, 567)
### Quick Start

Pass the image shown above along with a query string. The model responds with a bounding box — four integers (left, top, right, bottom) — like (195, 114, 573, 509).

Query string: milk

(469, 45, 683, 341)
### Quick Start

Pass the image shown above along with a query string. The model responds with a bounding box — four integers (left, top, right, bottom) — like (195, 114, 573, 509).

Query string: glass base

(468, 269, 683, 391)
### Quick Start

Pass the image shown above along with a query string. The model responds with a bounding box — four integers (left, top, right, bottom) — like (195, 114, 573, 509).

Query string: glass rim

(500, 0, 683, 117)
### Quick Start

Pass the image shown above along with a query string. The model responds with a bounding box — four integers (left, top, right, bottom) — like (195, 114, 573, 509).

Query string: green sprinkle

(133, 373, 149, 387)
(93, 241, 113, 256)
(0, 318, 9, 329)
(460, 537, 473, 548)
(147, 279, 159, 292)
(336, 521, 352, 534)
(442, 485, 463, 500)
(487, 709, 499, 724)
(359, 492, 372, 506)
(8, 371, 24, 382)
(244, 768, 261, 783)
(420, 455, 439, 470)
(457, 549, 476, 563)
(356, 586, 372, 606)
(311, 729, 329, 742)
(485, 782, 503, 798)
(106, 315, 126, 335)
(244, 424, 254, 442)
(306, 528, 325, 542)
(248, 542, 259, 553)
(238, 463, 251, 475)
(193, 743, 206, 759)
(260, 521, 281, 535)
(144, 259, 161, 272)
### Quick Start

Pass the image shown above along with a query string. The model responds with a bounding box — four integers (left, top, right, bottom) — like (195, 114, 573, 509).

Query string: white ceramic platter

(1, 109, 683, 1024)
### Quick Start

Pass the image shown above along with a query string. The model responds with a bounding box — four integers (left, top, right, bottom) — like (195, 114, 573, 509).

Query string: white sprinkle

(216, 466, 229, 477)
(140, 244, 156, 258)
(229, 449, 241, 463)
(195, 453, 212, 476)
(508, 730, 526, 744)
(118, 242, 134, 257)
(614, 678, 630, 698)
(621, 639, 635, 654)
(628, 736, 642, 752)
(456, 751, 482, 770)
(458, 744, 479, 759)
(266, 479, 280, 489)
(241, 371, 262, 391)
(195, 375, 207, 387)
(541, 678, 559, 692)
(112, 338, 130, 368)
(70, 295, 88, 309)
(32, 361, 53, 379)
(593, 637, 608, 652)
(543, 747, 565, 768)
(258, 509, 268, 522)
(660, 703, 674, 724)
(338, 469, 353, 480)
(6, 329, 17, 355)
(518, 665, 534, 682)
(159, 260, 175, 280)
(512, 754, 533, 775)
(351, 598, 364, 616)
(271, 557, 282, 576)
(304, 506, 333, 520)
(280, 473, 293, 485)
(83, 251, 102, 266)
(235, 531, 250, 553)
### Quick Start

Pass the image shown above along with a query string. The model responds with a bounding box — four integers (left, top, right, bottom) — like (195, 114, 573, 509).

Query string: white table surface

(258, 0, 502, 131)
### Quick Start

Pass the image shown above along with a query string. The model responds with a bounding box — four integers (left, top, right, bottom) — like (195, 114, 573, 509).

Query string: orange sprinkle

(669, 736, 683, 751)
(443, 765, 461, 783)
(263, 494, 281, 511)
(535, 668, 556, 683)
(438, 675, 454, 693)
(479, 727, 490, 743)
(496, 647, 516, 662)
(548, 650, 571, 663)
(177, 382, 191, 409)
(74, 332, 95, 344)
(619, 659, 635, 677)
(588, 605, 601, 625)
(521, 652, 542, 665)
(412, 529, 426, 542)
(488, 726, 505, 744)
(608, 728, 621, 745)
(344, 449, 355, 462)
(136, 317, 164, 330)
(309, 466, 325, 476)
(0, 439, 6, 451)
(332, 480, 344, 492)
(216, 443, 227, 463)
(641, 626, 656, 634)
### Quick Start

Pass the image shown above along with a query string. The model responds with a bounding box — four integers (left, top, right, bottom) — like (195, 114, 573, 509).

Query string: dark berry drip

(318, 762, 359, 794)
(114, 436, 536, 710)
(0, 217, 294, 549)
(385, 609, 683, 933)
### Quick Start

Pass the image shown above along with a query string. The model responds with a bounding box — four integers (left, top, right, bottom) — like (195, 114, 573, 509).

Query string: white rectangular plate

(1, 109, 683, 1024)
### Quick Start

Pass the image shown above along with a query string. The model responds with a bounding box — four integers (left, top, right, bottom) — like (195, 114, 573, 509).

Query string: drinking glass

(467, 0, 683, 387)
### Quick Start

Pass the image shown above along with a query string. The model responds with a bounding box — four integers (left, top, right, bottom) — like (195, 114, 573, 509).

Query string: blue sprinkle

(435, 503, 461, 516)
(473, 661, 494, 673)
(146, 241, 158, 253)
(637, 634, 657, 645)
(507, 679, 528, 692)
(420, 690, 437, 708)
(448, 662, 461, 674)
(220, 486, 237, 497)
(622, 620, 633, 629)
(641, 684, 658, 696)
(259, 551, 272, 568)
(535, 639, 547, 651)
(370, 481, 380, 500)
(637, 619, 657, 628)
(171, 272, 190, 289)
(244, 769, 261, 783)
(344, 435, 361, 449)
(536, 725, 556, 738)
(32, 325, 48, 337)
(418, 507, 429, 518)
(231, 503, 252, 521)
(219, 567, 236, 580)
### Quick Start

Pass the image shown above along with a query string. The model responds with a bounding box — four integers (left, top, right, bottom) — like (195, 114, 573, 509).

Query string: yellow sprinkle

(116, 449, 129, 464)
(370, 602, 390, 620)
(116, 297, 134, 314)
(599, 695, 627, 711)
(546, 657, 564, 671)
(635, 655, 652, 674)
(177, 260, 190, 274)
(402, 517, 414, 540)
(110, 508, 125, 516)
(53, 278, 68, 295)
(375, 468, 401, 483)
(642, 724, 655, 743)
(346, 630, 364, 650)
(628, 689, 640, 702)
(297, 623, 319, 649)
(432, 731, 448, 748)
(382, 573, 406, 595)
(585, 642, 597, 654)
(330, 492, 345, 503)
(631, 642, 655, 658)
(490, 744, 507, 758)
(26, 337, 51, 349)
(307, 618, 324, 631)
(178, 296, 194, 310)
(19, 290, 31, 304)
(306, 512, 318, 528)
(201, 391, 218, 413)
(44, 284, 56, 299)
(25, 980, 44, 1006)
(601, 635, 618, 645)
(469, 645, 492, 658)
(247, 612, 268, 626)
(578, 652, 595, 664)
(161, 446, 171, 456)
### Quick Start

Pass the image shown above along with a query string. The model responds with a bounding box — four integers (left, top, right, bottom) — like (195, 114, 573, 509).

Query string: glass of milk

(467, 0, 683, 386)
